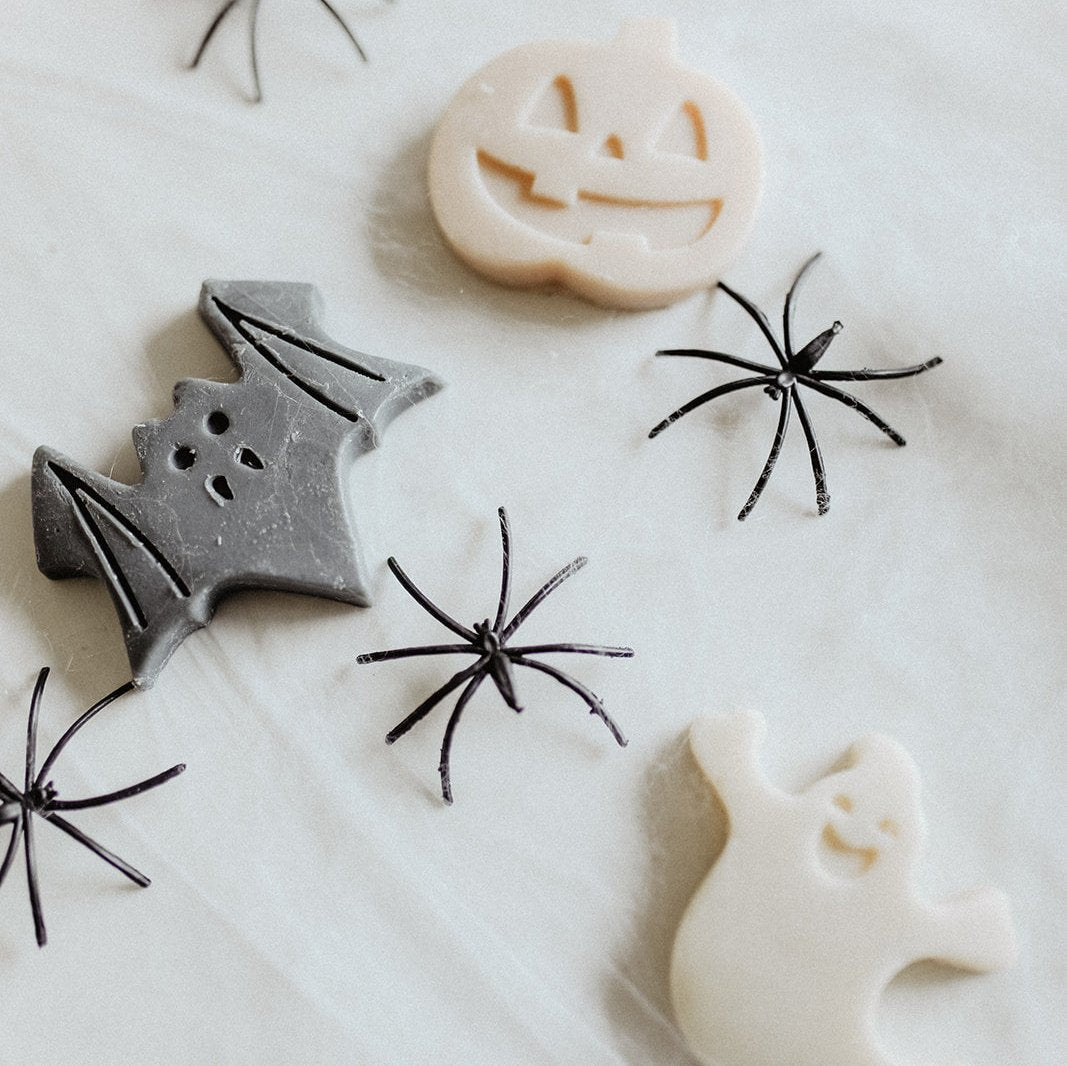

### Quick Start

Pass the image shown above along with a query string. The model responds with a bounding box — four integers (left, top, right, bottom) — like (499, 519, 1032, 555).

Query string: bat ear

(198, 280, 444, 444)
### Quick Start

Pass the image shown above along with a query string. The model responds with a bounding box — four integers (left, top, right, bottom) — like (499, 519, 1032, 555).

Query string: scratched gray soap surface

(31, 281, 443, 688)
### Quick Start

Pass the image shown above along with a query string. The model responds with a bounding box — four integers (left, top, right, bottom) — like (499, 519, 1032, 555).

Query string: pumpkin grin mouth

(476, 150, 723, 251)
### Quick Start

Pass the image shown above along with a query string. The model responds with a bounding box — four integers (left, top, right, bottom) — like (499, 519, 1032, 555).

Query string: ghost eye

(833, 794, 854, 813)
(655, 100, 708, 160)
(528, 74, 580, 133)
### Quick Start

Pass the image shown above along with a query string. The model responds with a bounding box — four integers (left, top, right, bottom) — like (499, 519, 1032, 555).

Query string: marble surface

(0, 2, 1062, 1063)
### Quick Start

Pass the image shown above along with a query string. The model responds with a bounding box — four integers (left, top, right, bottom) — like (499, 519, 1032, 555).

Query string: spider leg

(512, 657, 627, 747)
(738, 390, 793, 521)
(648, 375, 777, 439)
(36, 680, 135, 790)
(783, 252, 822, 360)
(792, 322, 843, 374)
(48, 763, 186, 813)
(506, 643, 633, 658)
(0, 810, 23, 886)
(25, 667, 48, 792)
(438, 673, 488, 805)
(716, 282, 787, 368)
(190, 0, 242, 68)
(492, 507, 512, 634)
(317, 0, 369, 62)
(655, 349, 774, 375)
(488, 655, 521, 712)
(248, 0, 264, 103)
(501, 557, 588, 641)
(810, 356, 943, 382)
(24, 812, 47, 947)
(0, 770, 21, 801)
(44, 812, 151, 888)
(356, 644, 478, 665)
(799, 376, 907, 446)
(387, 558, 477, 641)
(386, 658, 488, 743)
(792, 391, 829, 515)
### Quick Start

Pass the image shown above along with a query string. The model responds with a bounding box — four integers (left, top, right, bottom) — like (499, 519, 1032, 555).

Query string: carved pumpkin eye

(528, 74, 580, 133)
(655, 100, 709, 160)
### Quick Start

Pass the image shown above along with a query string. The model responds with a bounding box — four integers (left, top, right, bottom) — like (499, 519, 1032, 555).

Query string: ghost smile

(821, 823, 879, 875)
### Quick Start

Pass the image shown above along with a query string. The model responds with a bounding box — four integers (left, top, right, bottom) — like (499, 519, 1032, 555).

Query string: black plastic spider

(357, 508, 633, 804)
(0, 668, 185, 947)
(190, 0, 385, 102)
(649, 253, 943, 520)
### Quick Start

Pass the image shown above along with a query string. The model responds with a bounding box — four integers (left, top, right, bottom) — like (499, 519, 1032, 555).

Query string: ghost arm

(912, 886, 1018, 974)
(688, 710, 778, 822)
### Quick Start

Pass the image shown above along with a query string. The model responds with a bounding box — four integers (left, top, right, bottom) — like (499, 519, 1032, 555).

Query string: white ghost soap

(670, 711, 1018, 1066)
(428, 19, 762, 310)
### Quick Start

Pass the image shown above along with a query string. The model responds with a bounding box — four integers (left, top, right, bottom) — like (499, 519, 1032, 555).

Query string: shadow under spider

(189, 0, 389, 102)
(0, 668, 185, 947)
(649, 252, 943, 520)
(357, 508, 634, 804)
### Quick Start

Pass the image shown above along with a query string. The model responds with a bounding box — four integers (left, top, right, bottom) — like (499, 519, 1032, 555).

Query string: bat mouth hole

(207, 475, 235, 504)
(206, 411, 230, 435)
(172, 445, 197, 470)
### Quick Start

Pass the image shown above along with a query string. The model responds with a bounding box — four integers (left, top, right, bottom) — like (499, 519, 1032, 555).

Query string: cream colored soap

(671, 711, 1018, 1066)
(428, 19, 762, 310)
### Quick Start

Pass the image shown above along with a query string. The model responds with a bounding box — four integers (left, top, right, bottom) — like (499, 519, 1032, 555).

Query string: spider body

(0, 668, 185, 947)
(649, 253, 943, 519)
(358, 508, 633, 804)
(189, 0, 375, 102)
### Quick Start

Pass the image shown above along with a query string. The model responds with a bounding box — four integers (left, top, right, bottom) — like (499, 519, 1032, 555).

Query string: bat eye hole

(206, 411, 230, 435)
(172, 445, 197, 470)
(237, 447, 264, 470)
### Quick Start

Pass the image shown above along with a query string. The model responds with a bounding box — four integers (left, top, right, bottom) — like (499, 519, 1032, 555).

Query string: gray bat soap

(32, 281, 442, 687)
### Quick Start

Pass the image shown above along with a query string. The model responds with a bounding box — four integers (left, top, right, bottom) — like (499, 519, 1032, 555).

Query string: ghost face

(428, 19, 762, 309)
(813, 735, 925, 882)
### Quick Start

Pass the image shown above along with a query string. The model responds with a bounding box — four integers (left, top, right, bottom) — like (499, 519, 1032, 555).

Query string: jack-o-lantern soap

(428, 19, 762, 310)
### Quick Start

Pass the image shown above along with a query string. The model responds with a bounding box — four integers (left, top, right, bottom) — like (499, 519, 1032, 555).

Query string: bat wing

(200, 280, 443, 445)
(32, 449, 198, 685)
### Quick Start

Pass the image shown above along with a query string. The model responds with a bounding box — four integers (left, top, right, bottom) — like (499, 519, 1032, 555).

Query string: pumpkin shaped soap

(428, 19, 763, 310)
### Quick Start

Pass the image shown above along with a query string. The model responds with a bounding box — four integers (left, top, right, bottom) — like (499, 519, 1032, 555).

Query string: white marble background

(0, 1, 1062, 1062)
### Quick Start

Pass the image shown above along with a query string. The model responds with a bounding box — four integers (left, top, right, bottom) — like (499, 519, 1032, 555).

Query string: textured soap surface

(31, 281, 442, 687)
(670, 711, 1018, 1066)
(428, 18, 762, 310)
